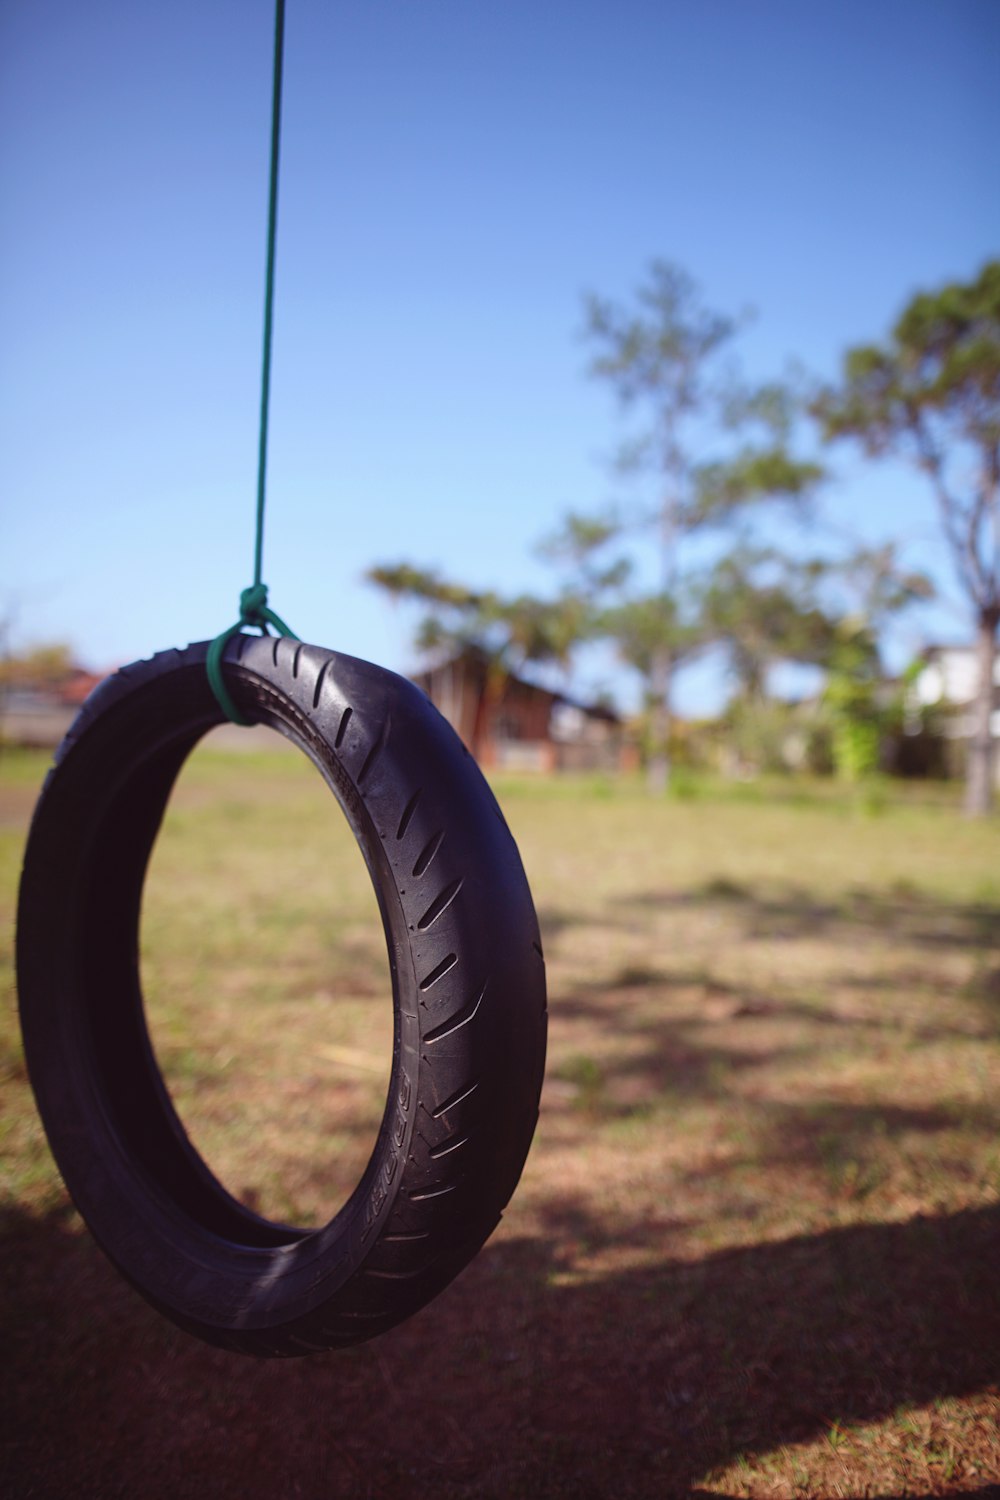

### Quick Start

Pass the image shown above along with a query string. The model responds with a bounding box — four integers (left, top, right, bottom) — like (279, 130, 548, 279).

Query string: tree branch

(989, 440, 1000, 611)
(910, 408, 987, 607)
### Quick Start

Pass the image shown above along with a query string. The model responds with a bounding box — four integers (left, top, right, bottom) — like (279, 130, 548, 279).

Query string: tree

(822, 622, 889, 783)
(815, 261, 1000, 815)
(695, 546, 835, 704)
(0, 641, 75, 690)
(0, 641, 79, 755)
(366, 563, 589, 759)
(574, 260, 823, 789)
(697, 540, 932, 777)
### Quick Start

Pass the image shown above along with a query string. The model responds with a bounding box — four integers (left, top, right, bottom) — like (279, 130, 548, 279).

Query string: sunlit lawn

(2, 739, 998, 1498)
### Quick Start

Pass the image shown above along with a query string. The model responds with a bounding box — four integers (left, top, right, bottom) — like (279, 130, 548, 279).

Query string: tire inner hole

(140, 725, 394, 1230)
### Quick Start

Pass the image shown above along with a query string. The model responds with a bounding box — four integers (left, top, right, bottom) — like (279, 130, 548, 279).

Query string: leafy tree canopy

(596, 592, 703, 688)
(0, 642, 76, 688)
(694, 547, 836, 701)
(814, 259, 999, 813)
(367, 563, 589, 678)
(814, 259, 999, 614)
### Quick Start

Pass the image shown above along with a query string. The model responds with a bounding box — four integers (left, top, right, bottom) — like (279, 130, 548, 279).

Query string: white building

(914, 643, 1000, 782)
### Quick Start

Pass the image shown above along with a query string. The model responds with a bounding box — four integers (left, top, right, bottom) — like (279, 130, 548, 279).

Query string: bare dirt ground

(2, 748, 998, 1498)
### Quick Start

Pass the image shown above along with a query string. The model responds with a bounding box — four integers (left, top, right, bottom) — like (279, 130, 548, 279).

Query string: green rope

(207, 0, 297, 726)
(254, 0, 285, 594)
(206, 585, 297, 726)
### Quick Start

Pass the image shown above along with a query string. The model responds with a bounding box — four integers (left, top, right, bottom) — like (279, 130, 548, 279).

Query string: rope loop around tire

(206, 585, 299, 725)
(16, 636, 546, 1356)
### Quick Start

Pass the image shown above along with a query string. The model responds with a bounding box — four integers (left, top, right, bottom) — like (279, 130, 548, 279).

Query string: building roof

(412, 646, 621, 724)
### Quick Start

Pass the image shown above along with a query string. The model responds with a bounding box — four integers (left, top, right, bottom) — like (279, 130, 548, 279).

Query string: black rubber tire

(16, 636, 547, 1356)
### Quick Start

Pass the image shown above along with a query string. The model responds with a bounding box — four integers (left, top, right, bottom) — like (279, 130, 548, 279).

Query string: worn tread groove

(382, 1230, 431, 1244)
(409, 1182, 457, 1202)
(335, 705, 352, 748)
(412, 829, 445, 878)
(292, 643, 304, 678)
(419, 953, 458, 991)
(423, 979, 487, 1043)
(363, 1265, 426, 1281)
(396, 788, 422, 840)
(429, 1134, 469, 1160)
(271, 635, 281, 666)
(358, 716, 390, 785)
(431, 1079, 479, 1119)
(234, 634, 249, 661)
(417, 878, 463, 931)
(312, 659, 332, 709)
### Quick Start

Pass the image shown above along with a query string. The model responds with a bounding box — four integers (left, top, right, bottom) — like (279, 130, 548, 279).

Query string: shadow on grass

(553, 962, 997, 1049)
(544, 969, 998, 1137)
(2, 1196, 998, 1499)
(616, 880, 1000, 950)
(537, 877, 1000, 1050)
(539, 879, 1000, 951)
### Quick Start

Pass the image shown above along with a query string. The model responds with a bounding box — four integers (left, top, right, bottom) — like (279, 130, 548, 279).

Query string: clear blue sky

(2, 0, 997, 712)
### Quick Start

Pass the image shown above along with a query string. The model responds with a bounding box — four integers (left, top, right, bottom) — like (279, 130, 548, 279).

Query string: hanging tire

(16, 636, 547, 1356)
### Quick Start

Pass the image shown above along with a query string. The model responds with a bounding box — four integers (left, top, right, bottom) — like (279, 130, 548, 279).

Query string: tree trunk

(647, 646, 673, 794)
(964, 607, 998, 817)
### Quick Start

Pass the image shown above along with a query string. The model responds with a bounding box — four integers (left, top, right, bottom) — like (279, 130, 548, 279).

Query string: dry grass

(2, 738, 998, 1499)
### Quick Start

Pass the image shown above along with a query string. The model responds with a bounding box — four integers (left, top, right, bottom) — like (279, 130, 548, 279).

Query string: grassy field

(2, 738, 998, 1499)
